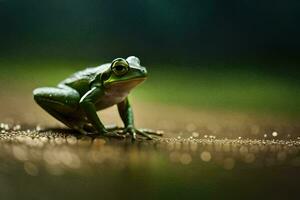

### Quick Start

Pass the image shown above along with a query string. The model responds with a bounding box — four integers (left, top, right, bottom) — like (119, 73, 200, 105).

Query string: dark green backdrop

(1, 0, 300, 65)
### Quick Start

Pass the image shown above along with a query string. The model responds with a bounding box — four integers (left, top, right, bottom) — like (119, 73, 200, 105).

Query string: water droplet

(192, 132, 199, 138)
(35, 125, 42, 131)
(272, 131, 278, 137)
(66, 136, 77, 145)
(13, 124, 21, 131)
(180, 153, 192, 165)
(200, 151, 211, 162)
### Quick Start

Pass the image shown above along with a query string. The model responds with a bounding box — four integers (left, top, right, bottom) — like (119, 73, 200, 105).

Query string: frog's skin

(33, 56, 162, 140)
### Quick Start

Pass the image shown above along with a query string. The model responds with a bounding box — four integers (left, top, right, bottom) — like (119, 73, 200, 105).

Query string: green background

(1, 0, 300, 116)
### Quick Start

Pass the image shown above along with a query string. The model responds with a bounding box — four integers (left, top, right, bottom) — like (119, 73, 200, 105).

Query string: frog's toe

(136, 130, 153, 140)
(121, 128, 163, 140)
(122, 128, 149, 140)
(102, 132, 126, 139)
(73, 126, 92, 135)
(131, 130, 137, 140)
(138, 128, 164, 136)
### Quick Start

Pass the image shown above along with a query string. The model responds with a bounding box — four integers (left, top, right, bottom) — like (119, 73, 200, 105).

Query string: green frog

(33, 56, 162, 140)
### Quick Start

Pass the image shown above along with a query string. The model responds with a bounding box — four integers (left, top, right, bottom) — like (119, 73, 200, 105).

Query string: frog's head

(103, 56, 148, 89)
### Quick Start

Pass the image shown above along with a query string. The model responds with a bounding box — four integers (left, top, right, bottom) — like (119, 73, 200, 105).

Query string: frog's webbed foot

(138, 128, 164, 136)
(76, 124, 162, 140)
(75, 124, 125, 139)
(123, 127, 164, 140)
(81, 129, 125, 139)
(102, 131, 126, 139)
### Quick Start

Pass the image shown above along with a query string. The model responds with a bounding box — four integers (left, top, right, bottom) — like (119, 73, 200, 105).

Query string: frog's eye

(111, 58, 129, 76)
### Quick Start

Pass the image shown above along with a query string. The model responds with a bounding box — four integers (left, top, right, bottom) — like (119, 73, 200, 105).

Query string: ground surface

(0, 61, 300, 200)
(1, 91, 300, 200)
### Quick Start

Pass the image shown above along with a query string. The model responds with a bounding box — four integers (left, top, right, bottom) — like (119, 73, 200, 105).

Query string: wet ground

(1, 123, 300, 200)
(1, 90, 300, 200)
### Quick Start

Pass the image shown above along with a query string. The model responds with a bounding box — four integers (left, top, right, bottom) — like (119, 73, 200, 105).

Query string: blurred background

(1, 0, 300, 117)
(1, 0, 300, 62)
(1, 0, 300, 119)
(1, 1, 300, 200)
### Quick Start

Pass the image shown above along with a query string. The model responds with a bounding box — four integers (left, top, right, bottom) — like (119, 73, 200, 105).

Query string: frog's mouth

(104, 77, 147, 89)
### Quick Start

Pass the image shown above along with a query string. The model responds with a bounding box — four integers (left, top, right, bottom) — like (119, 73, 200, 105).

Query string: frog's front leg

(79, 86, 125, 138)
(117, 98, 163, 140)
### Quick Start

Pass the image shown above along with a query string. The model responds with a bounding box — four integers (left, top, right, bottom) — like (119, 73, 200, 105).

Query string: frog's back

(60, 63, 110, 96)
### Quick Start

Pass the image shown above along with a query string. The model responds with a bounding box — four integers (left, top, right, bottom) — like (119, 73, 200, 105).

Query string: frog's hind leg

(33, 85, 87, 133)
